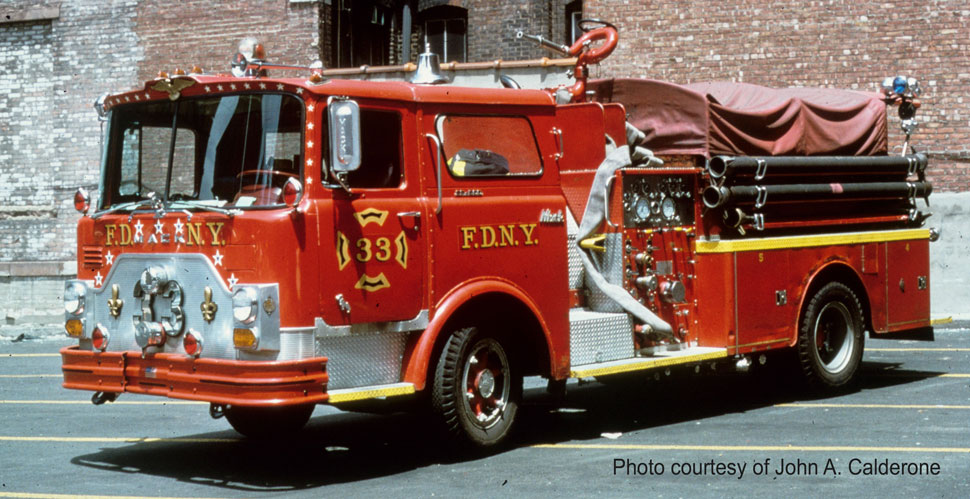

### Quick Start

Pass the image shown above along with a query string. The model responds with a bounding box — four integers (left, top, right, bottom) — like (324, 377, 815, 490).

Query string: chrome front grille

(89, 253, 237, 359)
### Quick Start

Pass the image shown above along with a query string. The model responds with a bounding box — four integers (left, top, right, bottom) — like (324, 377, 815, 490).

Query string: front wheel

(432, 327, 521, 449)
(224, 403, 314, 438)
(797, 282, 865, 389)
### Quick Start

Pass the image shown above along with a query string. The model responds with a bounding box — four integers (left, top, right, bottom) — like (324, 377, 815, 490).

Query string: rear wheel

(224, 403, 314, 438)
(797, 282, 865, 388)
(432, 327, 521, 449)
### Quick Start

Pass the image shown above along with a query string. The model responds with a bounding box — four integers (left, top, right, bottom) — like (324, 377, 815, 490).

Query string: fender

(792, 257, 867, 348)
(402, 277, 558, 390)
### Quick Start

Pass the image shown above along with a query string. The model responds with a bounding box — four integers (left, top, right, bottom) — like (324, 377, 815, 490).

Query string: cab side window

(348, 109, 403, 188)
(436, 115, 543, 177)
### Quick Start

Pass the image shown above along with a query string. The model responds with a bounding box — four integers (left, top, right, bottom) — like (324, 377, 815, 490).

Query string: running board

(327, 382, 416, 404)
(570, 347, 729, 378)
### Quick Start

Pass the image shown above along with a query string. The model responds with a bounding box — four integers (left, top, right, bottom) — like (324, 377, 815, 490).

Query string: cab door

(323, 106, 427, 325)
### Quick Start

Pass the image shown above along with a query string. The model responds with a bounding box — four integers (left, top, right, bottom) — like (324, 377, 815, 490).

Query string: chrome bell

(410, 43, 448, 85)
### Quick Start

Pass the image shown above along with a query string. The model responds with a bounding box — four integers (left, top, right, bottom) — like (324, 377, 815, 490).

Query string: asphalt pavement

(1, 328, 967, 498)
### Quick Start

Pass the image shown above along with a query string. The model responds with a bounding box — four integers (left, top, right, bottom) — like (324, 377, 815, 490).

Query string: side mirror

(328, 100, 361, 173)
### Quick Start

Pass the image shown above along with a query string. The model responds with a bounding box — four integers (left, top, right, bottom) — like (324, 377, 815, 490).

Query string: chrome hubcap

(461, 338, 510, 429)
(813, 301, 855, 374)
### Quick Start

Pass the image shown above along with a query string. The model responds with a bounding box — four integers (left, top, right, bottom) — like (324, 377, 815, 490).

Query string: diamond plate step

(568, 308, 635, 366)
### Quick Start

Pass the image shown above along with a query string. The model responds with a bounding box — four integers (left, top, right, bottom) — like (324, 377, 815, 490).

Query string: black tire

(797, 282, 865, 389)
(432, 327, 521, 449)
(224, 403, 314, 438)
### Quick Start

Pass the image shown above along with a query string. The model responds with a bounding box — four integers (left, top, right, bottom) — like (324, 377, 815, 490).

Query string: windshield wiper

(90, 199, 153, 220)
(93, 198, 241, 220)
(166, 200, 241, 218)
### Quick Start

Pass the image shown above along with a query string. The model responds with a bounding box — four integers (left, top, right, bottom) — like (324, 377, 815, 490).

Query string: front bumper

(61, 346, 329, 407)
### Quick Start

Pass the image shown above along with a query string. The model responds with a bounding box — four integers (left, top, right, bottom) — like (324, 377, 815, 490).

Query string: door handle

(398, 211, 421, 230)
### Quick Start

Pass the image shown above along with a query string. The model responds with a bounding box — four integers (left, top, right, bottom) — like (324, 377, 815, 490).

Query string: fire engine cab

(61, 22, 935, 448)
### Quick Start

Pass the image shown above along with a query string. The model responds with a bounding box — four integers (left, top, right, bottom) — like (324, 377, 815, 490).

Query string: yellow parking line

(533, 443, 970, 453)
(867, 348, 970, 352)
(0, 492, 231, 499)
(0, 400, 204, 405)
(0, 436, 236, 444)
(870, 372, 970, 378)
(775, 402, 970, 410)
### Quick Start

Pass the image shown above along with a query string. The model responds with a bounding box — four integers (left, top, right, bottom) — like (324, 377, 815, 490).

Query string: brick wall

(585, 0, 970, 191)
(0, 1, 142, 326)
(134, 0, 321, 82)
(0, 1, 142, 265)
(464, 0, 550, 61)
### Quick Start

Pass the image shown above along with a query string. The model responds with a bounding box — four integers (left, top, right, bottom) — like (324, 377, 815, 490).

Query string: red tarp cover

(589, 78, 888, 157)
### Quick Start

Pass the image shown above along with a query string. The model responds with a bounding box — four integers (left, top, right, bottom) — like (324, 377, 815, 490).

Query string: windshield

(100, 93, 304, 210)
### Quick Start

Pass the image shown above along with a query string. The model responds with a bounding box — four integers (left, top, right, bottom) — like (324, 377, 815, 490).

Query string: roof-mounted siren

(880, 75, 923, 155)
(410, 43, 449, 85)
(231, 37, 267, 77)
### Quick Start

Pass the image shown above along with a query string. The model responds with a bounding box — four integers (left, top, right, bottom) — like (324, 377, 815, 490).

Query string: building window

(334, 0, 393, 67)
(422, 6, 466, 63)
(566, 1, 582, 44)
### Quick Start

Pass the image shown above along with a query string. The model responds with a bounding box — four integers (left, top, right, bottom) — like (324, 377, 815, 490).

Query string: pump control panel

(621, 171, 695, 228)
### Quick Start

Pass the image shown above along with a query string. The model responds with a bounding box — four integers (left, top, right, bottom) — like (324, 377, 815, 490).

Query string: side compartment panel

(886, 239, 931, 331)
(735, 250, 794, 351)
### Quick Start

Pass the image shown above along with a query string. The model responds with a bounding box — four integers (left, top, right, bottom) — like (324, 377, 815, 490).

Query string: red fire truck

(61, 22, 935, 448)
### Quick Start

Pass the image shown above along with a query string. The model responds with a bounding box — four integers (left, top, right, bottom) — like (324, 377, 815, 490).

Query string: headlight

(232, 287, 258, 324)
(64, 282, 86, 315)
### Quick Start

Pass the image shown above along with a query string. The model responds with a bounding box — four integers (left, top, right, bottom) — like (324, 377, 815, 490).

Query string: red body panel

(694, 234, 931, 356)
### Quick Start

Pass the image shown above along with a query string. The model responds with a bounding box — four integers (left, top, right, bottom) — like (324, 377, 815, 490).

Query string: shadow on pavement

(69, 359, 940, 491)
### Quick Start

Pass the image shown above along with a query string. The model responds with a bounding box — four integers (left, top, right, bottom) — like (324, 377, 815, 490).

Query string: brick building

(1, 0, 967, 328)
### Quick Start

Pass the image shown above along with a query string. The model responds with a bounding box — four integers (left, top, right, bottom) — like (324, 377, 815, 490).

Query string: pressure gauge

(623, 191, 636, 212)
(635, 197, 651, 220)
(661, 196, 677, 219)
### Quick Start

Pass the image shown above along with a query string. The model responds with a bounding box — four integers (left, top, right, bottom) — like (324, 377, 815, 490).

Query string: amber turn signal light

(65, 319, 84, 338)
(233, 328, 258, 349)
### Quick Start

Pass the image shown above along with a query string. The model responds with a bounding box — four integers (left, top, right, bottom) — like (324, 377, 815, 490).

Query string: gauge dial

(660, 196, 677, 219)
(623, 191, 636, 212)
(635, 197, 651, 220)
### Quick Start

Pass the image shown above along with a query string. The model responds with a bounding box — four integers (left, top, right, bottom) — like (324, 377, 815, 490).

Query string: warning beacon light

(231, 37, 266, 77)
(881, 75, 921, 100)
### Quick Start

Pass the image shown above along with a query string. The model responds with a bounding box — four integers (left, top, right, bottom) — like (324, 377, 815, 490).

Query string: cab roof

(102, 74, 557, 112)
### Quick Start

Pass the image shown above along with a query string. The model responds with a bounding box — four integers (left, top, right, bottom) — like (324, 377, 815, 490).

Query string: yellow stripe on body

(695, 228, 930, 254)
(327, 383, 416, 404)
(570, 349, 728, 378)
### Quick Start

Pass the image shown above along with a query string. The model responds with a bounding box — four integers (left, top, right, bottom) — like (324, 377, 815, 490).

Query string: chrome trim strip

(313, 309, 430, 338)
